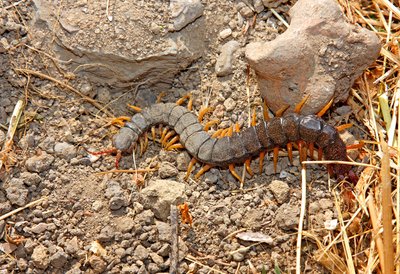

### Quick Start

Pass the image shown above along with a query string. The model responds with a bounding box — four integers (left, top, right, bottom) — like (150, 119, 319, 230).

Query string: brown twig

(170, 204, 179, 274)
(380, 136, 394, 273)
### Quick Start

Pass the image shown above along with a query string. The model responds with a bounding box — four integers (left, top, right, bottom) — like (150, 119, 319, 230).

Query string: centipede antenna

(287, 143, 293, 164)
(316, 98, 333, 117)
(185, 158, 197, 180)
(127, 104, 142, 112)
(273, 146, 279, 173)
(259, 151, 266, 173)
(275, 105, 290, 117)
(86, 147, 117, 156)
(115, 150, 122, 169)
(245, 159, 254, 177)
(229, 164, 242, 183)
(194, 164, 212, 179)
(294, 94, 310, 113)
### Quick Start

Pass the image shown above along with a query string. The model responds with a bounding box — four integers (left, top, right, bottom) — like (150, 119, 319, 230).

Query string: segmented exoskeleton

(112, 102, 354, 181)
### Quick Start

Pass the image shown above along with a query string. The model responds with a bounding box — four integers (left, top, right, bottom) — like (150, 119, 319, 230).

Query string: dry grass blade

(295, 165, 307, 274)
(13, 68, 112, 117)
(380, 136, 394, 273)
(0, 99, 24, 170)
(0, 196, 48, 221)
(367, 193, 385, 271)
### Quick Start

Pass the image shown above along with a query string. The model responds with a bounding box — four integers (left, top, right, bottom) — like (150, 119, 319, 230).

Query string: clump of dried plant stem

(303, 1, 400, 273)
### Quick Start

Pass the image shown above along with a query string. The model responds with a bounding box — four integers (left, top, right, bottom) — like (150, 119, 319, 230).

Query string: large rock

(31, 0, 206, 95)
(246, 0, 380, 115)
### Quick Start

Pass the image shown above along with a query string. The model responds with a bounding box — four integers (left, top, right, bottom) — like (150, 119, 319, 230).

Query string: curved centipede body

(112, 102, 353, 181)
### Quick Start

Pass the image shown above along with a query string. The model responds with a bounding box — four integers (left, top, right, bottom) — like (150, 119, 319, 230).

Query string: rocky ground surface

(0, 0, 365, 273)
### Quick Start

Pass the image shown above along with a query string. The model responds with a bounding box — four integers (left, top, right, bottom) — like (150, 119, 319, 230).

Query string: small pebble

(219, 28, 232, 39)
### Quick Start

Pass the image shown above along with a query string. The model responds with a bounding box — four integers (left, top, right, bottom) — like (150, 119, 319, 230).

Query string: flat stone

(275, 203, 300, 230)
(215, 40, 240, 77)
(138, 179, 185, 221)
(31, 245, 49, 269)
(170, 0, 204, 31)
(246, 0, 380, 115)
(159, 161, 179, 179)
(269, 180, 290, 204)
(25, 152, 54, 173)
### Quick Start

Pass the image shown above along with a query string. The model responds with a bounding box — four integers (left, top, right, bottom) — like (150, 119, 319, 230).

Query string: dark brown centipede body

(112, 103, 352, 179)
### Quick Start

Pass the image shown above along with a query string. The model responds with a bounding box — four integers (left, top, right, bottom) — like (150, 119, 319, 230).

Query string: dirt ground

(0, 0, 367, 273)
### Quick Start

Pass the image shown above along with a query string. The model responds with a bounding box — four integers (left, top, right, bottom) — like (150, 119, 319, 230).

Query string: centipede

(108, 99, 357, 183)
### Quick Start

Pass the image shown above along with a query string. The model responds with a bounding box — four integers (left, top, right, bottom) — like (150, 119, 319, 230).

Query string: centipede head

(112, 127, 136, 153)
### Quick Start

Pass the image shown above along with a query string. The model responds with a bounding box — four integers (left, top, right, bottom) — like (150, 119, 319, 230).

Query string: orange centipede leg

(235, 122, 240, 133)
(275, 105, 290, 117)
(127, 104, 142, 112)
(139, 137, 145, 156)
(143, 132, 148, 152)
(273, 146, 279, 173)
(346, 141, 364, 150)
(336, 123, 353, 132)
(162, 131, 175, 147)
(227, 125, 233, 137)
(160, 127, 169, 143)
(151, 126, 156, 143)
(308, 143, 314, 160)
(244, 159, 254, 177)
(287, 143, 293, 164)
(259, 151, 265, 173)
(111, 116, 131, 127)
(156, 92, 166, 103)
(165, 136, 180, 150)
(298, 141, 306, 163)
(211, 129, 224, 138)
(204, 119, 220, 131)
(167, 143, 184, 150)
(318, 147, 323, 160)
(316, 98, 333, 117)
(185, 158, 197, 180)
(251, 108, 257, 126)
(263, 100, 270, 121)
(198, 106, 213, 122)
(194, 164, 212, 179)
(229, 164, 242, 183)
(294, 94, 310, 113)
(176, 93, 191, 106)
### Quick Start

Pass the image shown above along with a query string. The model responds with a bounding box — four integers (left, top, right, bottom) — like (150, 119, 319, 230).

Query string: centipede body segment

(112, 102, 353, 181)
